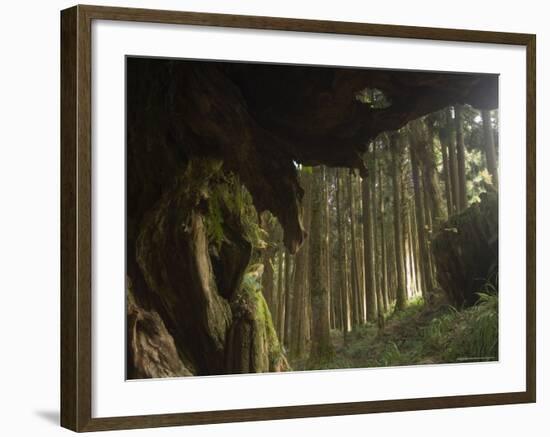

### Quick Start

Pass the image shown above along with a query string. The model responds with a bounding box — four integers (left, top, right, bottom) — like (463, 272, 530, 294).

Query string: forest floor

(291, 293, 498, 371)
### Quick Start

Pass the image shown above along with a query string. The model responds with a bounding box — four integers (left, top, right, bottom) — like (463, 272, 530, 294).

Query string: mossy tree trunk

(260, 213, 277, 313)
(283, 249, 292, 348)
(129, 159, 289, 377)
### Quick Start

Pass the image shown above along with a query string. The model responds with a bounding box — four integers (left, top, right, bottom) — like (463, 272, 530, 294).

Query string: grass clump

(442, 292, 498, 362)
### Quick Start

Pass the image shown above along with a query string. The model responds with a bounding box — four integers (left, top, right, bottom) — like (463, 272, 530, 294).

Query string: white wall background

(0, 0, 545, 436)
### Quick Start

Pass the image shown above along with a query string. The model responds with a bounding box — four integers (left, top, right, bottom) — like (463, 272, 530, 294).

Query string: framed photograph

(60, 4, 536, 432)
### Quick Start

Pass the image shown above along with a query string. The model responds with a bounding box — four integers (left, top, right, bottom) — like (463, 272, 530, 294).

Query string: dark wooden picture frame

(61, 4, 536, 432)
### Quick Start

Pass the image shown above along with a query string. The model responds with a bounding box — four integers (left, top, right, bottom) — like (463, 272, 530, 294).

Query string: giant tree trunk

(130, 159, 288, 377)
(308, 167, 333, 365)
(135, 161, 233, 375)
(127, 278, 194, 379)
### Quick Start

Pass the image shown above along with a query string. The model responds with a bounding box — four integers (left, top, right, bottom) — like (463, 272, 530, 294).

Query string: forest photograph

(125, 57, 499, 379)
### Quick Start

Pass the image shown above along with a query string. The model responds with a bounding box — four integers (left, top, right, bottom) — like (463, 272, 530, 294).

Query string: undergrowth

(302, 291, 498, 371)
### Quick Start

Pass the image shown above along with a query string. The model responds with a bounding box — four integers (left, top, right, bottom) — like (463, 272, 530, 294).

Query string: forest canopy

(126, 57, 499, 378)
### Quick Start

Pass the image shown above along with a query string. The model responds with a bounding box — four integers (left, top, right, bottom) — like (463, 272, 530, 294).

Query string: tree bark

(347, 172, 361, 326)
(260, 213, 277, 315)
(283, 249, 292, 347)
(455, 104, 468, 211)
(378, 160, 390, 312)
(389, 133, 408, 311)
(409, 139, 433, 296)
(447, 107, 460, 215)
(362, 145, 378, 322)
(440, 138, 453, 218)
(336, 169, 350, 339)
(308, 167, 333, 364)
(412, 120, 445, 224)
(323, 167, 333, 329)
(276, 247, 284, 339)
(289, 170, 312, 358)
(481, 109, 499, 188)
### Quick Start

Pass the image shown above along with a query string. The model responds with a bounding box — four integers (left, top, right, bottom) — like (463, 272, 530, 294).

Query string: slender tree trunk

(336, 170, 350, 339)
(447, 107, 459, 214)
(387, 232, 396, 303)
(440, 138, 453, 218)
(481, 109, 499, 188)
(406, 205, 417, 297)
(358, 233, 366, 322)
(409, 140, 432, 296)
(422, 175, 438, 288)
(389, 133, 407, 310)
(348, 172, 361, 327)
(455, 104, 468, 211)
(355, 176, 366, 323)
(372, 146, 385, 325)
(362, 145, 377, 322)
(400, 166, 411, 298)
(308, 166, 333, 364)
(289, 171, 312, 358)
(410, 205, 423, 294)
(414, 120, 445, 224)
(378, 161, 390, 312)
(323, 167, 333, 329)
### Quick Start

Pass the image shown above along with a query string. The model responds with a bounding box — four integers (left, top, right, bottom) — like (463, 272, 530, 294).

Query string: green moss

(202, 171, 266, 252)
(230, 264, 287, 372)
